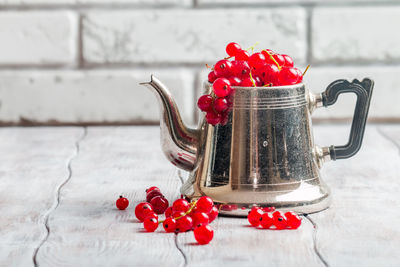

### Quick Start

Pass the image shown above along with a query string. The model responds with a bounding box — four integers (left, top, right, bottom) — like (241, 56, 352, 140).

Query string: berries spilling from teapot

(197, 42, 308, 126)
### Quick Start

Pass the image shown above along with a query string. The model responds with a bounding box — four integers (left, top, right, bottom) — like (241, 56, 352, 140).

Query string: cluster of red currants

(197, 42, 305, 126)
(134, 186, 218, 245)
(247, 207, 302, 230)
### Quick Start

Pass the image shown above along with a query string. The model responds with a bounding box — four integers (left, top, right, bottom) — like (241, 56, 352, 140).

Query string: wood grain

(0, 127, 83, 267)
(35, 127, 184, 267)
(309, 125, 400, 266)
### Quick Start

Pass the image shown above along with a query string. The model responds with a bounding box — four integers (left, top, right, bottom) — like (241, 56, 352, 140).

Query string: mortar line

(32, 127, 88, 267)
(304, 214, 329, 267)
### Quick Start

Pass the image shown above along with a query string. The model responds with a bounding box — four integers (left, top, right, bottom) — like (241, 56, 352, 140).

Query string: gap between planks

(176, 170, 188, 267)
(303, 215, 329, 267)
(32, 127, 88, 267)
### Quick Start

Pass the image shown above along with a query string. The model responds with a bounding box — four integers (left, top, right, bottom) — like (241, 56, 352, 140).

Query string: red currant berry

(135, 202, 154, 222)
(226, 42, 242, 57)
(146, 190, 163, 203)
(194, 225, 214, 245)
(208, 206, 219, 222)
(150, 196, 169, 214)
(295, 68, 303, 83)
(197, 94, 214, 112)
(282, 54, 294, 67)
(213, 98, 229, 113)
(235, 49, 250, 61)
(163, 217, 177, 233)
(196, 196, 214, 213)
(172, 211, 185, 220)
(208, 71, 217, 83)
(143, 217, 159, 232)
(278, 67, 300, 86)
(260, 213, 274, 229)
(248, 52, 266, 69)
(191, 212, 210, 227)
(254, 76, 263, 86)
(116, 196, 129, 210)
(145, 186, 160, 193)
(172, 199, 190, 213)
(273, 54, 285, 67)
(176, 215, 193, 232)
(272, 211, 288, 230)
(262, 206, 276, 212)
(206, 111, 221, 126)
(213, 78, 232, 97)
(258, 64, 279, 85)
(144, 212, 158, 220)
(232, 60, 250, 78)
(214, 59, 233, 78)
(240, 77, 254, 87)
(285, 212, 302, 229)
(219, 112, 230, 126)
(164, 206, 173, 218)
(228, 76, 242, 86)
(248, 208, 263, 227)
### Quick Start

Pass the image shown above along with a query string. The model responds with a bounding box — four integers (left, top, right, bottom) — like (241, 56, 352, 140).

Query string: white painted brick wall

(312, 7, 400, 64)
(0, 70, 194, 125)
(0, 1, 397, 125)
(82, 9, 306, 64)
(0, 12, 77, 66)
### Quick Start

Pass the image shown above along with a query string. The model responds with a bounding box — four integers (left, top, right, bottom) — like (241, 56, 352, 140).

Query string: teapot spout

(140, 75, 199, 171)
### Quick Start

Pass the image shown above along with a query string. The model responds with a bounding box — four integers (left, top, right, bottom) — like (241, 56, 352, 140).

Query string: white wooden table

(1, 125, 399, 267)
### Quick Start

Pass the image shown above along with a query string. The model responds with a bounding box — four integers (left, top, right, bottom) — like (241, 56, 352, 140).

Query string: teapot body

(181, 82, 330, 215)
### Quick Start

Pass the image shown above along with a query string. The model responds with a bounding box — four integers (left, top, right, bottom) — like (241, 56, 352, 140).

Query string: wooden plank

(309, 125, 400, 266)
(35, 126, 184, 267)
(0, 127, 83, 267)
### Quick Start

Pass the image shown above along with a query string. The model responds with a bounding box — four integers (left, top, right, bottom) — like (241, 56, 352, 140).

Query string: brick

(0, 12, 77, 66)
(0, 0, 190, 6)
(303, 66, 400, 120)
(312, 7, 400, 64)
(0, 70, 195, 125)
(82, 9, 306, 64)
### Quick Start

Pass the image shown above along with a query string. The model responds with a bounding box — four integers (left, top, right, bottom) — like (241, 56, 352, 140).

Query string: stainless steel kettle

(141, 76, 373, 216)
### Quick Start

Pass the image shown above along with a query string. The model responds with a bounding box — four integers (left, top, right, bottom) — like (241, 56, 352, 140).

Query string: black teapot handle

(321, 78, 374, 160)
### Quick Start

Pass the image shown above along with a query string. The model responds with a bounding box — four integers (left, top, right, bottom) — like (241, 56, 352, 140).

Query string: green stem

(159, 200, 199, 224)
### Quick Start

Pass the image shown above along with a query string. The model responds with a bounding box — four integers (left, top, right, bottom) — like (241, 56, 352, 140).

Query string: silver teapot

(141, 76, 373, 216)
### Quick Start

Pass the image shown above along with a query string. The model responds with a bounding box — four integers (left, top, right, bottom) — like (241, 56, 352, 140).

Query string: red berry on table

(164, 206, 173, 218)
(172, 211, 185, 220)
(208, 206, 219, 222)
(235, 49, 250, 61)
(248, 52, 266, 69)
(214, 59, 233, 78)
(146, 190, 163, 203)
(232, 60, 250, 78)
(206, 111, 221, 126)
(176, 215, 193, 232)
(144, 212, 158, 221)
(226, 42, 242, 57)
(172, 199, 190, 213)
(262, 206, 276, 212)
(196, 196, 214, 213)
(135, 202, 154, 222)
(260, 213, 274, 229)
(278, 67, 301, 85)
(197, 94, 214, 112)
(282, 54, 294, 67)
(213, 78, 232, 97)
(208, 71, 217, 83)
(240, 77, 254, 87)
(191, 212, 210, 227)
(145, 186, 160, 193)
(163, 217, 177, 233)
(248, 208, 263, 227)
(150, 196, 169, 214)
(116, 196, 129, 210)
(214, 98, 229, 113)
(143, 217, 159, 232)
(285, 211, 302, 229)
(272, 211, 288, 230)
(194, 225, 214, 245)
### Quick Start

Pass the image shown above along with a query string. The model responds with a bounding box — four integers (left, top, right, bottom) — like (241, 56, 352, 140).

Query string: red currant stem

(158, 200, 199, 225)
(263, 49, 281, 70)
(302, 65, 310, 76)
(205, 64, 214, 70)
(246, 42, 259, 53)
(249, 71, 256, 87)
(224, 55, 234, 60)
(263, 83, 272, 87)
